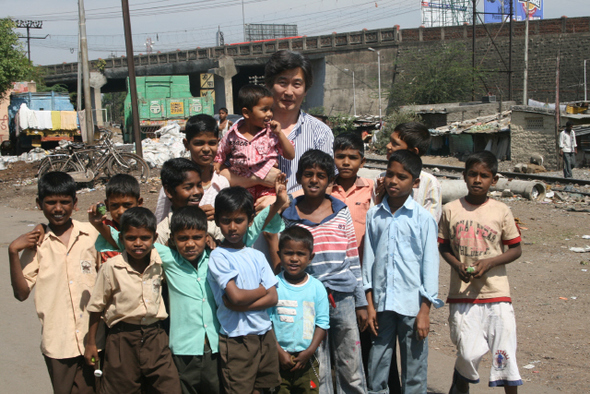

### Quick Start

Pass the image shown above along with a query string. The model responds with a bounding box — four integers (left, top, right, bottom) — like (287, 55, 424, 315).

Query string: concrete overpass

(42, 17, 590, 117)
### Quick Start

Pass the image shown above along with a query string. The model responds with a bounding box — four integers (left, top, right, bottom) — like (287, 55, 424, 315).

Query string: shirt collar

(282, 195, 347, 225)
(379, 194, 416, 216)
(333, 177, 371, 192)
(44, 219, 88, 243)
(115, 248, 162, 272)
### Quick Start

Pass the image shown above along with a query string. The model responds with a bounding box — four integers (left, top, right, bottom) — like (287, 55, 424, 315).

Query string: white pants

(449, 302, 522, 387)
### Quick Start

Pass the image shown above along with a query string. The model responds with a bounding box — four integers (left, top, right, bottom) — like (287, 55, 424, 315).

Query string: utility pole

(14, 20, 46, 62)
(76, 22, 82, 112)
(472, 0, 476, 101)
(523, 0, 530, 105)
(508, 0, 513, 101)
(242, 0, 247, 41)
(555, 50, 561, 170)
(122, 0, 143, 157)
(78, 0, 94, 143)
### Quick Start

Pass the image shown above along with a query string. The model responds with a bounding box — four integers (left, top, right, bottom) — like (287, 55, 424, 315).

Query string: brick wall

(510, 107, 558, 168)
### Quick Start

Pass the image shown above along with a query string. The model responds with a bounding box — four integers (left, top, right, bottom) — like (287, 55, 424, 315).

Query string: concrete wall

(510, 106, 558, 168)
(408, 101, 516, 123)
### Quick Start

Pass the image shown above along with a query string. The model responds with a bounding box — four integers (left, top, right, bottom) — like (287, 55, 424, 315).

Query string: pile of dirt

(0, 161, 39, 184)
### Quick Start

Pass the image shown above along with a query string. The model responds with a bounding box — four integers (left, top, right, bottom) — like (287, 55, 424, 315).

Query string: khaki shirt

(21, 220, 105, 359)
(88, 249, 167, 327)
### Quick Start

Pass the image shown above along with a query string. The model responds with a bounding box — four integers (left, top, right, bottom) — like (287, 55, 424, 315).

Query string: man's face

(270, 67, 307, 113)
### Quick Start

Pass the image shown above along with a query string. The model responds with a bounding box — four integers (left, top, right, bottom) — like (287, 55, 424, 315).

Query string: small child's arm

(270, 120, 295, 160)
(88, 203, 118, 249)
(223, 285, 278, 311)
(224, 279, 268, 306)
(84, 311, 102, 367)
(438, 243, 471, 283)
(471, 243, 522, 279)
(8, 229, 42, 301)
(291, 326, 326, 372)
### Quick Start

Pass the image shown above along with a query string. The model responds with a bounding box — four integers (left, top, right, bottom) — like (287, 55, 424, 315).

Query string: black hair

(120, 207, 157, 235)
(264, 50, 313, 92)
(160, 158, 202, 193)
(566, 121, 573, 128)
(238, 84, 273, 111)
(38, 171, 77, 202)
(465, 151, 498, 176)
(388, 150, 423, 180)
(185, 114, 219, 140)
(393, 122, 431, 156)
(170, 206, 207, 236)
(219, 107, 228, 113)
(214, 186, 254, 222)
(106, 174, 140, 200)
(279, 226, 314, 255)
(296, 149, 335, 183)
(334, 132, 364, 157)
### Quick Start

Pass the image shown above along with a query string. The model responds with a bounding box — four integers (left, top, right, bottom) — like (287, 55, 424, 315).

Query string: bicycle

(37, 131, 150, 183)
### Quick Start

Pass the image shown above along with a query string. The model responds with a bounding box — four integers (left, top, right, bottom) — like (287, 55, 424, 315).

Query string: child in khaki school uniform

(85, 207, 181, 394)
(8, 171, 104, 394)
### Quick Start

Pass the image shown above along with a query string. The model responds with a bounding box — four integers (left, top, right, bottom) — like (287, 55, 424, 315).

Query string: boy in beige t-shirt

(438, 151, 523, 394)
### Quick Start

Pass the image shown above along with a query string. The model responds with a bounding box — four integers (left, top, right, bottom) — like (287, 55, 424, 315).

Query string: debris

(582, 235, 590, 239)
(559, 297, 568, 300)
(571, 297, 577, 300)
(569, 246, 590, 253)
(523, 364, 535, 369)
(545, 191, 554, 198)
(502, 189, 514, 197)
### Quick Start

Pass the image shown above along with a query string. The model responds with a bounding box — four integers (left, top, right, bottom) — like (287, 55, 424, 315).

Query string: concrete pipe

(440, 178, 546, 204)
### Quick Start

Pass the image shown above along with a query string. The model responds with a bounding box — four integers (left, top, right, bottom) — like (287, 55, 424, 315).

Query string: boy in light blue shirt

(363, 150, 443, 394)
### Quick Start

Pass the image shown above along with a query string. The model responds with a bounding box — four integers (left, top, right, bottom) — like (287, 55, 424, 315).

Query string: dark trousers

(44, 355, 96, 394)
(563, 152, 575, 178)
(172, 341, 220, 394)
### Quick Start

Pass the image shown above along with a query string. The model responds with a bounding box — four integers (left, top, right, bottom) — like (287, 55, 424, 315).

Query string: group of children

(9, 81, 524, 394)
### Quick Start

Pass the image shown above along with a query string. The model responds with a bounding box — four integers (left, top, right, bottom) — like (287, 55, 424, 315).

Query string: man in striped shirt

(282, 150, 368, 394)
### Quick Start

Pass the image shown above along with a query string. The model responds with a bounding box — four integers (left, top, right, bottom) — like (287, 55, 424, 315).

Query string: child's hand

(453, 262, 472, 283)
(291, 348, 313, 372)
(415, 309, 430, 341)
(274, 173, 289, 211)
(33, 224, 46, 246)
(206, 234, 217, 250)
(269, 120, 281, 136)
(366, 305, 379, 337)
(201, 204, 215, 221)
(84, 344, 99, 367)
(356, 307, 368, 332)
(213, 162, 222, 174)
(278, 348, 295, 371)
(87, 203, 107, 228)
(375, 177, 385, 203)
(9, 230, 42, 253)
(471, 258, 494, 279)
(254, 195, 276, 214)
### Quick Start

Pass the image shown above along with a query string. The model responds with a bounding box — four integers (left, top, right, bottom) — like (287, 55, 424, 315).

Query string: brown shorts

(44, 355, 96, 394)
(100, 321, 181, 394)
(219, 329, 281, 394)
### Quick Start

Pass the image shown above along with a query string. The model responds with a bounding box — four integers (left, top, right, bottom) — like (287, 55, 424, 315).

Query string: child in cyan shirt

(214, 84, 295, 200)
(269, 226, 329, 393)
(439, 151, 523, 394)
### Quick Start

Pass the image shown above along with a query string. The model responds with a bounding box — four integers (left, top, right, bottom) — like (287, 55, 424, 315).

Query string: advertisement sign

(484, 0, 543, 24)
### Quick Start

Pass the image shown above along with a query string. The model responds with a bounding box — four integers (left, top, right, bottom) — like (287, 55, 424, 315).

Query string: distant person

(559, 121, 577, 178)
(218, 107, 233, 139)
(214, 84, 295, 201)
(438, 151, 523, 394)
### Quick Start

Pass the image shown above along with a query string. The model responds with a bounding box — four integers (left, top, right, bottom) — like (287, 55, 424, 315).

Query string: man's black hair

(566, 121, 574, 129)
(334, 132, 364, 157)
(120, 207, 157, 235)
(170, 206, 208, 236)
(296, 149, 335, 183)
(279, 226, 314, 255)
(393, 122, 431, 156)
(219, 107, 228, 113)
(214, 186, 255, 223)
(264, 50, 313, 92)
(38, 171, 77, 202)
(465, 151, 498, 176)
(239, 84, 273, 112)
(106, 174, 140, 200)
(388, 150, 423, 180)
(185, 114, 219, 140)
(161, 158, 202, 194)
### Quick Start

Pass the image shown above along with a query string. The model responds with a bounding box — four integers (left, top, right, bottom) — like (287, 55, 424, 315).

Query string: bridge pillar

(89, 72, 107, 126)
(209, 56, 238, 115)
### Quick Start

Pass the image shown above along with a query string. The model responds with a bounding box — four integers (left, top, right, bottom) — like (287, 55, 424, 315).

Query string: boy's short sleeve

(87, 264, 111, 313)
(501, 207, 522, 245)
(437, 205, 451, 243)
(208, 251, 239, 290)
(314, 282, 330, 330)
(20, 249, 39, 290)
(259, 254, 278, 289)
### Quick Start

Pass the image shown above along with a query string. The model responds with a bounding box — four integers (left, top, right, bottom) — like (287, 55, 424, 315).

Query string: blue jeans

(317, 291, 367, 394)
(367, 312, 428, 394)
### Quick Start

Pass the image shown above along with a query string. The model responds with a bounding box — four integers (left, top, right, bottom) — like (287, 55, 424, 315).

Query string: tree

(0, 18, 33, 100)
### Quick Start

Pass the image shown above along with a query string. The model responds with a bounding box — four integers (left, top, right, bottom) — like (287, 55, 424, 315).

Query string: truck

(8, 91, 79, 153)
(123, 75, 214, 143)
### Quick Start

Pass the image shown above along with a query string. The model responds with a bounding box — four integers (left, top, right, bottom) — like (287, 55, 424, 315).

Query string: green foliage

(307, 106, 326, 116)
(95, 59, 107, 73)
(328, 114, 356, 137)
(0, 18, 33, 100)
(390, 43, 482, 107)
(372, 108, 422, 155)
(103, 92, 126, 124)
(25, 66, 69, 93)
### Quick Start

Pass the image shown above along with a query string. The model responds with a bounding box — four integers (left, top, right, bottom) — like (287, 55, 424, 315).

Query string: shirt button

(202, 298, 206, 302)
(80, 314, 83, 318)
(76, 330, 79, 333)
(204, 324, 207, 328)
(197, 278, 200, 282)
(142, 317, 146, 321)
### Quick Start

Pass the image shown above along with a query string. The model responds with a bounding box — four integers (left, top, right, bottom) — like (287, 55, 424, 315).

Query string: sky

(3, 0, 590, 66)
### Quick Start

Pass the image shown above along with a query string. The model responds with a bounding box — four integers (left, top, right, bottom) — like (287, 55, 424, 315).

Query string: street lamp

(368, 47, 382, 128)
(343, 68, 356, 116)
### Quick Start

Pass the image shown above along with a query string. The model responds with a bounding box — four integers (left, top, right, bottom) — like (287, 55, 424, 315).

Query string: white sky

(3, 0, 589, 66)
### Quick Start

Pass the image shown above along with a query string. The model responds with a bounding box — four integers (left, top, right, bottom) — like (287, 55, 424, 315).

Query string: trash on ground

(569, 246, 590, 253)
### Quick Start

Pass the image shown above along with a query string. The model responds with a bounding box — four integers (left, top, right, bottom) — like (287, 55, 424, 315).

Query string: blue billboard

(484, 0, 543, 24)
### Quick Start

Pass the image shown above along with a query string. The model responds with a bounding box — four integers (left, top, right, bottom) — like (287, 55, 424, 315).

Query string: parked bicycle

(37, 131, 150, 183)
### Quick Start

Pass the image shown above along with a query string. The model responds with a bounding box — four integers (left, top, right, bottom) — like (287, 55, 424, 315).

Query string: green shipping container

(124, 75, 214, 143)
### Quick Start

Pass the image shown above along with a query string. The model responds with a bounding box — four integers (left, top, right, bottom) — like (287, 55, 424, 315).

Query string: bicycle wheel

(107, 152, 150, 183)
(37, 157, 84, 178)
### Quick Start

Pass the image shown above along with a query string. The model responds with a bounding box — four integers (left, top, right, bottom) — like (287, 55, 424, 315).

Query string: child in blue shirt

(269, 226, 330, 393)
(207, 186, 281, 394)
(363, 150, 443, 394)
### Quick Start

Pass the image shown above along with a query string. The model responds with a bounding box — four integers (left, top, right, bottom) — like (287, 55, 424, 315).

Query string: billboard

(484, 0, 543, 24)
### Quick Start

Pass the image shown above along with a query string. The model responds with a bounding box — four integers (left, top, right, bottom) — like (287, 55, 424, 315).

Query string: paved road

(0, 205, 558, 394)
